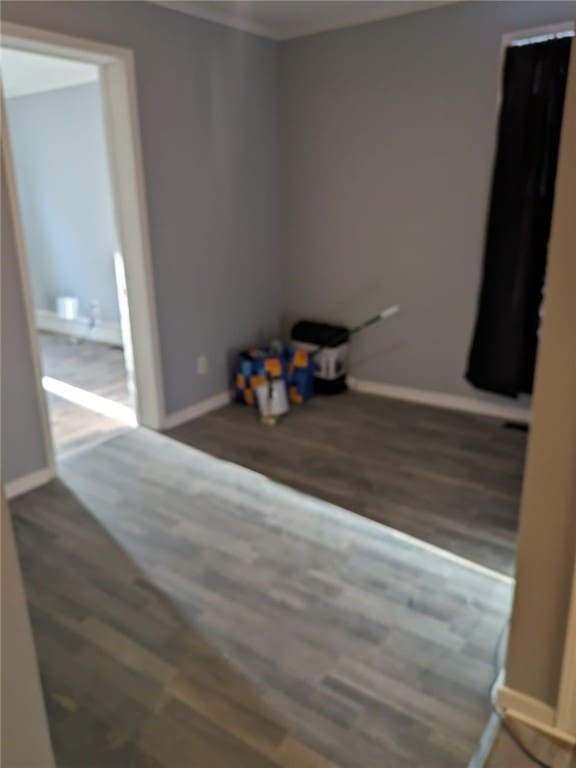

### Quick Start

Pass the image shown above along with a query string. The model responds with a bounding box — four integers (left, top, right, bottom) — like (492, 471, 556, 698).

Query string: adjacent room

(2, 2, 576, 768)
(2, 47, 137, 457)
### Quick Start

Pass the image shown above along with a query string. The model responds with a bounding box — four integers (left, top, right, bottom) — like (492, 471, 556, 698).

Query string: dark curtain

(466, 37, 571, 397)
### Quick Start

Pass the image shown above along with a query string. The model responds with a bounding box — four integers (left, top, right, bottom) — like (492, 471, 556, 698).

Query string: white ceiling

(151, 1, 461, 40)
(0, 48, 99, 99)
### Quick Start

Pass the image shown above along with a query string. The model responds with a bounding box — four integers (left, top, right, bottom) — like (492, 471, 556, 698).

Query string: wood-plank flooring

(166, 393, 527, 575)
(11, 427, 513, 767)
(38, 331, 133, 455)
(39, 332, 133, 407)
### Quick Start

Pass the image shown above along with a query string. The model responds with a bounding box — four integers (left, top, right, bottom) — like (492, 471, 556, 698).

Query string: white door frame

(1, 21, 165, 438)
(496, 28, 576, 746)
(557, 557, 576, 735)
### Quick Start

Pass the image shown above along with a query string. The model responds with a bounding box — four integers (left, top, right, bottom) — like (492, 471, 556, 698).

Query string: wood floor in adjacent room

(38, 331, 134, 455)
(39, 331, 133, 408)
(166, 393, 528, 576)
(11, 428, 513, 767)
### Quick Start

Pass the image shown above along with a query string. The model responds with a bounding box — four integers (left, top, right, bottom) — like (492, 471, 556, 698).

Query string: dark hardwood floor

(166, 393, 527, 576)
(11, 427, 513, 767)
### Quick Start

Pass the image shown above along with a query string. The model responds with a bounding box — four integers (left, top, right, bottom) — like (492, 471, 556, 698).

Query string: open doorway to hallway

(1, 47, 137, 456)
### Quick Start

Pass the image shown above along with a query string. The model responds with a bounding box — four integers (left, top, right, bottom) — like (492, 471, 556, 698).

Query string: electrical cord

(489, 621, 553, 768)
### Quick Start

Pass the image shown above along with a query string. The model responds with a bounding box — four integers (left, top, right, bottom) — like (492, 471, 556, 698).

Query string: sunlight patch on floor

(42, 376, 137, 425)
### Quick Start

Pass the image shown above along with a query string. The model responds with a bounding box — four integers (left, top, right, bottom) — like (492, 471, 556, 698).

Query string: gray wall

(1, 160, 50, 484)
(279, 1, 576, 403)
(1, 0, 281, 418)
(3, 0, 574, 487)
(6, 82, 121, 325)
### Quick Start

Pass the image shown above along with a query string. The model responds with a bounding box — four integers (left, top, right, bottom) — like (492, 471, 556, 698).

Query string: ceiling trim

(151, 1, 274, 38)
(149, 1, 461, 41)
(275, 1, 459, 41)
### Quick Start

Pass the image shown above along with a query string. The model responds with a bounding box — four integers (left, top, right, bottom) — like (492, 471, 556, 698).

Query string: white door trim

(1, 21, 165, 432)
(557, 556, 576, 734)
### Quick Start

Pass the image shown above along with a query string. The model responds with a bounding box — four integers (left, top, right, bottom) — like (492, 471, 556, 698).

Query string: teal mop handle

(310, 305, 400, 354)
(348, 305, 400, 338)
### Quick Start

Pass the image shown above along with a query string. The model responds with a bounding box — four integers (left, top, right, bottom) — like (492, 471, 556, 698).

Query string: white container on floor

(56, 296, 79, 321)
(256, 379, 289, 425)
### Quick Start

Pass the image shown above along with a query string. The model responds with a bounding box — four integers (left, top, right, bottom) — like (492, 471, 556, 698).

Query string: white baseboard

(348, 378, 531, 424)
(36, 309, 123, 346)
(162, 391, 231, 430)
(498, 686, 555, 726)
(467, 712, 501, 768)
(497, 685, 576, 746)
(5, 467, 55, 500)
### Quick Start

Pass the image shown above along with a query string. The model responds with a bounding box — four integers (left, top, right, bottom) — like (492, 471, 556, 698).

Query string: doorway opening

(2, 48, 136, 456)
(1, 22, 165, 467)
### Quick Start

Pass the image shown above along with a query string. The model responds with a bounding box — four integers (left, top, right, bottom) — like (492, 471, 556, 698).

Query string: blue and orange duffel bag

(234, 345, 314, 406)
